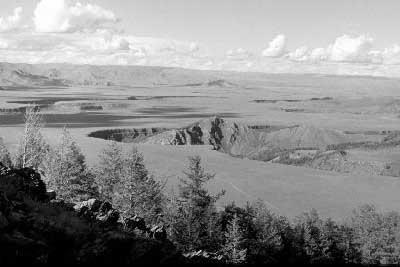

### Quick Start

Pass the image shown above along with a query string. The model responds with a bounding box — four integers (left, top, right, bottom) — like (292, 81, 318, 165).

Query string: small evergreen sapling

(221, 214, 247, 264)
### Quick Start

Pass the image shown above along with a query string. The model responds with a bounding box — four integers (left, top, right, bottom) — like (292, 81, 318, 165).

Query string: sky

(1, 0, 400, 76)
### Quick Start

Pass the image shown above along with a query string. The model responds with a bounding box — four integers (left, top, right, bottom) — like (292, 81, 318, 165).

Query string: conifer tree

(113, 146, 165, 224)
(43, 128, 97, 202)
(0, 137, 12, 167)
(294, 209, 324, 262)
(222, 214, 247, 264)
(169, 155, 225, 252)
(95, 140, 124, 202)
(14, 106, 49, 169)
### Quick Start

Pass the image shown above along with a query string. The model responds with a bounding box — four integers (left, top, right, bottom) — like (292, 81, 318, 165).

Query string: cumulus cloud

(329, 34, 374, 62)
(288, 46, 309, 61)
(33, 0, 118, 33)
(380, 45, 400, 65)
(226, 48, 251, 60)
(0, 39, 9, 49)
(1, 1, 400, 77)
(189, 42, 200, 53)
(309, 48, 329, 61)
(288, 35, 381, 64)
(0, 7, 23, 32)
(262, 34, 287, 57)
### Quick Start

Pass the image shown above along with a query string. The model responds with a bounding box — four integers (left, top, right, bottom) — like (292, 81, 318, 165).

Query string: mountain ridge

(1, 62, 399, 88)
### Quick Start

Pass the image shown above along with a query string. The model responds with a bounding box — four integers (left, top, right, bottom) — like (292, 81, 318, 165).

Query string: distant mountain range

(0, 62, 231, 87)
(1, 62, 398, 88)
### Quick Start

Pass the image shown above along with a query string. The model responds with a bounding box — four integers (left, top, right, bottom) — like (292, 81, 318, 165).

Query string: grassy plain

(1, 70, 400, 219)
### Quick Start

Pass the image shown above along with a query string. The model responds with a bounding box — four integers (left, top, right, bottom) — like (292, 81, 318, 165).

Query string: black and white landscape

(1, 0, 400, 265)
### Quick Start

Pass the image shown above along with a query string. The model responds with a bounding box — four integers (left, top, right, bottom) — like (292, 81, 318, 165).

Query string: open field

(1, 63, 400, 219)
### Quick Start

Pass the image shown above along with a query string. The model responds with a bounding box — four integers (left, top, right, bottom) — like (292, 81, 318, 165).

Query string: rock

(74, 199, 120, 227)
(183, 250, 224, 264)
(46, 190, 56, 200)
(0, 212, 9, 229)
(150, 224, 167, 241)
(96, 209, 120, 227)
(50, 199, 75, 211)
(144, 116, 255, 154)
(0, 165, 47, 202)
(74, 198, 101, 213)
(0, 166, 185, 265)
(0, 192, 11, 214)
(123, 215, 147, 232)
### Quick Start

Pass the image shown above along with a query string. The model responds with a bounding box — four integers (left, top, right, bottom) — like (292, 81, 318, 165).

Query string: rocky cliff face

(0, 163, 184, 265)
(143, 116, 262, 157)
(142, 117, 357, 158)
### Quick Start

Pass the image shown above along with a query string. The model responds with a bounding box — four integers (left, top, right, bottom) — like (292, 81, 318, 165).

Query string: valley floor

(2, 125, 400, 219)
(1, 72, 400, 219)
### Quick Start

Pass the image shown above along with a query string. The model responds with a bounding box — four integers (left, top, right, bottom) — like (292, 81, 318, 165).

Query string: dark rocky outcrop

(0, 163, 183, 265)
(89, 117, 366, 162)
(142, 117, 359, 159)
(143, 117, 260, 156)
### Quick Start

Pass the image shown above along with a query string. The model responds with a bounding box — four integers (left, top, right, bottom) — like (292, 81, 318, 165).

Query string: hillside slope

(142, 117, 369, 157)
(0, 163, 184, 265)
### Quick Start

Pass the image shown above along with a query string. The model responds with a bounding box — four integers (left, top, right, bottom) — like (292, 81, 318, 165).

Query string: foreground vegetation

(1, 107, 400, 265)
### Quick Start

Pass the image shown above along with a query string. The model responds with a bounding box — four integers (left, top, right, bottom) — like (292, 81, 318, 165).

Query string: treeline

(1, 107, 400, 265)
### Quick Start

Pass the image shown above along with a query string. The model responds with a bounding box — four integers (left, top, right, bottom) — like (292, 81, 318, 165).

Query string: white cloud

(0, 29, 208, 68)
(309, 47, 329, 61)
(0, 7, 23, 32)
(1, 2, 400, 77)
(288, 46, 309, 61)
(33, 0, 117, 33)
(329, 34, 374, 62)
(381, 45, 400, 65)
(189, 42, 200, 53)
(226, 48, 251, 60)
(262, 34, 287, 57)
(288, 35, 382, 64)
(0, 39, 9, 49)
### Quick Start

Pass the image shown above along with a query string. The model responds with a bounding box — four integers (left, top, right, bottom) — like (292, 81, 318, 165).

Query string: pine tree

(169, 155, 225, 252)
(319, 218, 346, 264)
(42, 128, 97, 202)
(14, 106, 49, 169)
(0, 137, 12, 167)
(222, 214, 247, 264)
(248, 200, 288, 264)
(95, 141, 125, 202)
(294, 209, 324, 263)
(113, 146, 165, 224)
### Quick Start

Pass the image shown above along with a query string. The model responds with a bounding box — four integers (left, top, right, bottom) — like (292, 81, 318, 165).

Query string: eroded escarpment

(88, 116, 400, 178)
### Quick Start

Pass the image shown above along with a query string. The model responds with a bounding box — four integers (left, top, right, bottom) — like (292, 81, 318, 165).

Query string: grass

(1, 72, 400, 219)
